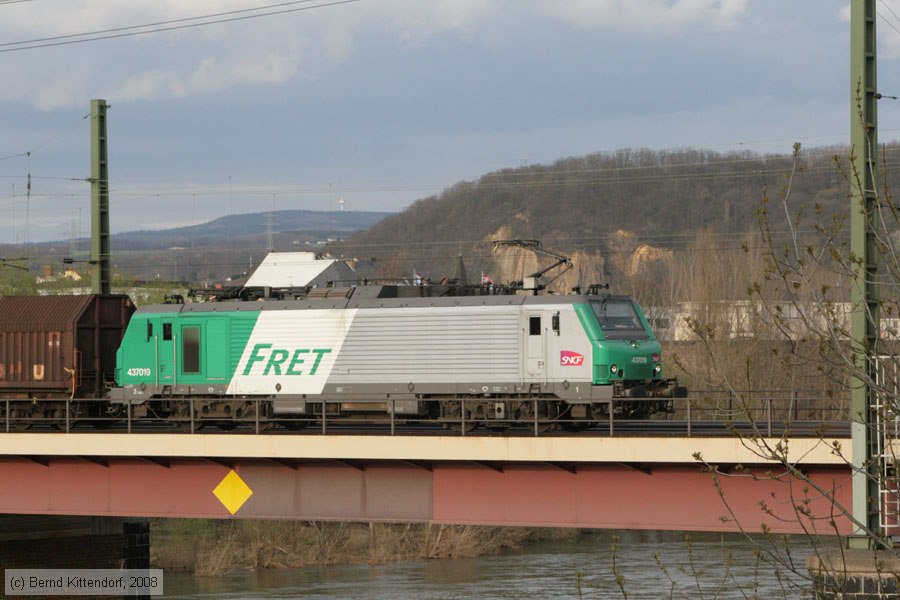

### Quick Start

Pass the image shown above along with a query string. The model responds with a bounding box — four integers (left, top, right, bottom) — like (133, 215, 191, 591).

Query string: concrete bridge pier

(808, 550, 900, 599)
(0, 515, 149, 570)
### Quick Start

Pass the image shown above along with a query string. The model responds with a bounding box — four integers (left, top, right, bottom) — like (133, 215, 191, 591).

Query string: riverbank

(159, 532, 819, 598)
(151, 519, 583, 575)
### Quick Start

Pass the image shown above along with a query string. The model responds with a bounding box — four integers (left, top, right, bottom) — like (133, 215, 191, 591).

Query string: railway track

(2, 416, 850, 438)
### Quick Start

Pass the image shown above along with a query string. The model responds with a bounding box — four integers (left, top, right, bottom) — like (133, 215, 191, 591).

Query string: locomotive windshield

(589, 299, 649, 339)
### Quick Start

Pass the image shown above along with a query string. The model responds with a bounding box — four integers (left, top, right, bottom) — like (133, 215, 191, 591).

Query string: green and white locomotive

(111, 283, 685, 428)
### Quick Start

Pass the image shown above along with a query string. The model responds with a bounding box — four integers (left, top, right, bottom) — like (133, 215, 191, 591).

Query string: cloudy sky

(0, 0, 896, 244)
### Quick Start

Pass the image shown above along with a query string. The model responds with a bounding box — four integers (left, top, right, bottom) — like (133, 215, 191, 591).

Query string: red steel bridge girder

(0, 458, 853, 535)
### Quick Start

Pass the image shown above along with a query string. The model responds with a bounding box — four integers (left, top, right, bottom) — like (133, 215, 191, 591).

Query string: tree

(0, 263, 36, 296)
(678, 140, 900, 596)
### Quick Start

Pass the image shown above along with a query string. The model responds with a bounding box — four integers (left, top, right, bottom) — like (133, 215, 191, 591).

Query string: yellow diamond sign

(213, 469, 253, 515)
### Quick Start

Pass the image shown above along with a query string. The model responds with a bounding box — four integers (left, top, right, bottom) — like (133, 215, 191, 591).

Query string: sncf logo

(560, 351, 585, 366)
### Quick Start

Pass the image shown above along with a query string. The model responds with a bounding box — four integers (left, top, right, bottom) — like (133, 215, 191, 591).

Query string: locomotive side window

(146, 321, 153, 341)
(163, 322, 172, 341)
(529, 316, 541, 335)
(182, 326, 200, 374)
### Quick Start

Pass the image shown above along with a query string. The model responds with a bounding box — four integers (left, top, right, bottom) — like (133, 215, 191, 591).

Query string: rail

(0, 390, 850, 438)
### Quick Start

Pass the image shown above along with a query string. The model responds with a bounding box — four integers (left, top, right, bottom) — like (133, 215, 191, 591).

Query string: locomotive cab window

(529, 316, 541, 335)
(163, 322, 173, 341)
(590, 299, 649, 340)
(182, 326, 200, 374)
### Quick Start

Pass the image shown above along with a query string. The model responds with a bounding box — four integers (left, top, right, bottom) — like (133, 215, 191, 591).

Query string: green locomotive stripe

(225, 312, 262, 378)
(574, 303, 603, 341)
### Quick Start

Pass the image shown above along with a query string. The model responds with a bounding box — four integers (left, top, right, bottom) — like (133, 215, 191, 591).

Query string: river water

(162, 531, 820, 599)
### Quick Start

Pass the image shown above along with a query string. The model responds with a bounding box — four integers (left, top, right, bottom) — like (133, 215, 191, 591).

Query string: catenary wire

(0, 0, 328, 47)
(0, 0, 362, 54)
(0, 113, 89, 161)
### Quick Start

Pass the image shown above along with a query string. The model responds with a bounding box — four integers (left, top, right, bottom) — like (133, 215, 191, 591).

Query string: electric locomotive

(110, 283, 685, 428)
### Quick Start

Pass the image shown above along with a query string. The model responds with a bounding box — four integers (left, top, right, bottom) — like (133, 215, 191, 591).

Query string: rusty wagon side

(0, 295, 134, 399)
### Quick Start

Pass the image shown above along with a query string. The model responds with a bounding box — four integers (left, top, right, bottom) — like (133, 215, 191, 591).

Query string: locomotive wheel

(561, 421, 589, 432)
(7, 421, 32, 432)
(513, 404, 555, 433)
(445, 421, 476, 433)
(439, 399, 479, 432)
(213, 421, 239, 431)
(170, 420, 204, 433)
(279, 420, 308, 431)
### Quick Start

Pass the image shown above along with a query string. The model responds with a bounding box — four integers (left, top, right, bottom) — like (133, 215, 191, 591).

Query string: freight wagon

(0, 294, 134, 400)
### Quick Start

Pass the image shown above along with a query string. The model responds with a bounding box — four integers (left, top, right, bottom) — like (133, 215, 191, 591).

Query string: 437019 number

(126, 367, 152, 377)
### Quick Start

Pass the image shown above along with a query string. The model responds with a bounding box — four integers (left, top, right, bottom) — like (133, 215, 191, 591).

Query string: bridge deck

(0, 433, 849, 464)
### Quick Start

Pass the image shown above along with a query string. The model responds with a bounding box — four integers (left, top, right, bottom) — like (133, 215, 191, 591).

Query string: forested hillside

(334, 144, 879, 305)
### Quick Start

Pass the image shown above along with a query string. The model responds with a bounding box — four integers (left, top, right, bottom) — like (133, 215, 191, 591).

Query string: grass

(151, 519, 576, 575)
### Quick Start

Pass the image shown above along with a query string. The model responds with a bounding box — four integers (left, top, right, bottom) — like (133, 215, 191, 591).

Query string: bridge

(0, 430, 855, 535)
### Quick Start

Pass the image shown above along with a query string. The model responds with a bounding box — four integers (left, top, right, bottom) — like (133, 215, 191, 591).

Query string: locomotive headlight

(610, 364, 618, 374)
(654, 364, 662, 375)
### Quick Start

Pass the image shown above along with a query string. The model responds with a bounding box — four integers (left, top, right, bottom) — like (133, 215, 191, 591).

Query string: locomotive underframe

(111, 376, 682, 405)
(108, 376, 680, 425)
(1, 374, 681, 430)
(0, 389, 675, 430)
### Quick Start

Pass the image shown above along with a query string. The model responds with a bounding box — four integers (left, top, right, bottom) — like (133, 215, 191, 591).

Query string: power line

(0, 152, 864, 193)
(0, 113, 89, 161)
(878, 1, 900, 37)
(6, 138, 892, 197)
(5, 157, 900, 219)
(86, 157, 900, 196)
(5, 142, 900, 244)
(1, 120, 893, 197)
(0, 0, 321, 47)
(0, 0, 363, 54)
(1, 157, 897, 208)
(48, 241, 811, 274)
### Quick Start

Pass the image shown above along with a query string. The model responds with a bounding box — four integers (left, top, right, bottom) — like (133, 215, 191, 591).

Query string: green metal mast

(90, 99, 110, 295)
(850, 0, 880, 547)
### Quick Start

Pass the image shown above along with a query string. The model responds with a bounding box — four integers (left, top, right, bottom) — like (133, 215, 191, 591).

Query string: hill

(332, 145, 872, 302)
(4, 144, 889, 300)
(110, 209, 392, 251)
(1, 209, 391, 283)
